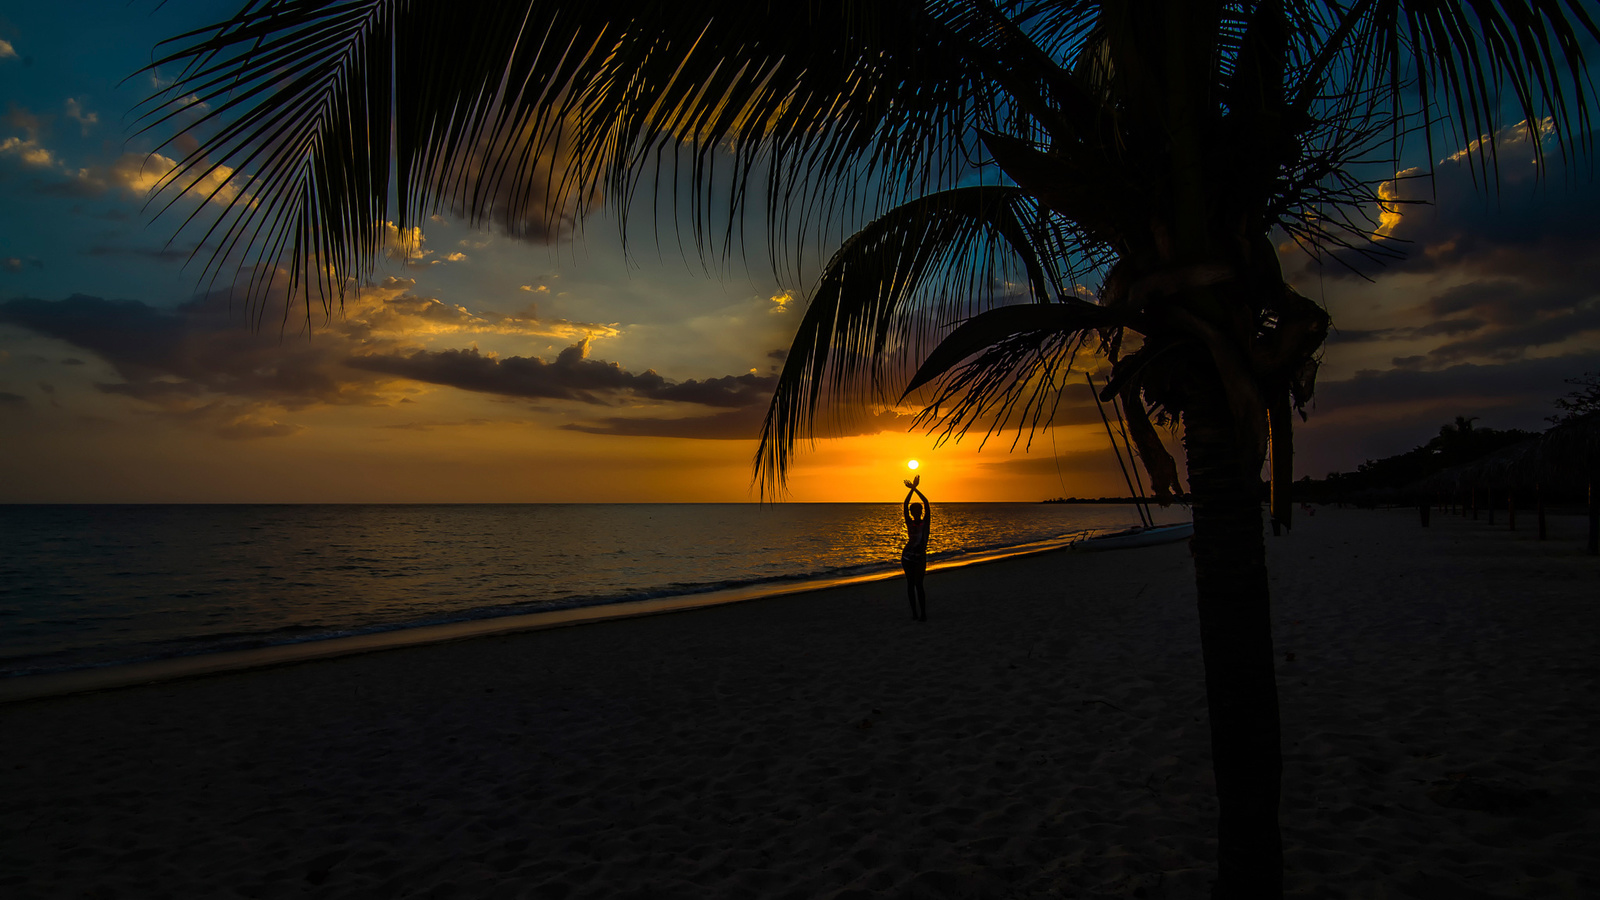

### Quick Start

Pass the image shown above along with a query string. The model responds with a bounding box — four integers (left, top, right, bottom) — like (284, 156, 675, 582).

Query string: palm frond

(893, 298, 1121, 466)
(901, 300, 1116, 396)
(977, 130, 1130, 243)
(138, 0, 402, 320)
(754, 184, 1093, 495)
(140, 1, 1051, 312)
(907, 313, 1099, 457)
(1344, 0, 1600, 182)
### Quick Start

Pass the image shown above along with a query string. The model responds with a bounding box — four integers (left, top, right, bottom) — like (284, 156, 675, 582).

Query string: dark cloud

(214, 415, 304, 440)
(975, 449, 1123, 476)
(1301, 126, 1600, 284)
(379, 419, 501, 432)
(1324, 328, 1389, 345)
(0, 391, 27, 406)
(563, 406, 918, 441)
(0, 286, 621, 412)
(0, 290, 791, 444)
(561, 382, 1119, 442)
(1425, 279, 1576, 320)
(562, 406, 768, 440)
(0, 293, 389, 409)
(1325, 296, 1596, 363)
(0, 295, 191, 377)
(84, 245, 194, 263)
(1324, 316, 1486, 347)
(1404, 276, 1600, 363)
(433, 121, 585, 246)
(1289, 127, 1600, 368)
(349, 341, 661, 404)
(97, 380, 206, 403)
(347, 340, 776, 408)
(1425, 302, 1600, 363)
(1412, 316, 1486, 337)
(1312, 352, 1600, 411)
(5, 105, 47, 138)
(0, 288, 1175, 451)
(649, 373, 776, 408)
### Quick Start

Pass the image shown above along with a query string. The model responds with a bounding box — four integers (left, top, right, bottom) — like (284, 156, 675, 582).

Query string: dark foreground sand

(2, 508, 1596, 899)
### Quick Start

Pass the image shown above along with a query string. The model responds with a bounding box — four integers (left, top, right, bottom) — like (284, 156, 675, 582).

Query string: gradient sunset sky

(3, 2, 1599, 503)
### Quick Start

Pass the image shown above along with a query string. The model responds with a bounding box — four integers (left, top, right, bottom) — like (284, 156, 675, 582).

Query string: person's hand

(903, 479, 915, 489)
(911, 474, 920, 488)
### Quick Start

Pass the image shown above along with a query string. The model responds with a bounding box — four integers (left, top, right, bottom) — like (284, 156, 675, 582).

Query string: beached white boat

(1074, 522, 1194, 551)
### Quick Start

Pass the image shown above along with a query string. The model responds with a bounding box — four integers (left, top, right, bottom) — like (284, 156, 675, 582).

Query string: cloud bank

(0, 282, 795, 441)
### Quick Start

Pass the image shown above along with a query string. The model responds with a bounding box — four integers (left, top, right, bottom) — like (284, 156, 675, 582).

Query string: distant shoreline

(6, 507, 1595, 897)
(0, 530, 1093, 705)
(1041, 495, 1192, 504)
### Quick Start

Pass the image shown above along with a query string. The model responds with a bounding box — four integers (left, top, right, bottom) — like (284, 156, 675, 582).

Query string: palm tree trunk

(1182, 377, 1284, 899)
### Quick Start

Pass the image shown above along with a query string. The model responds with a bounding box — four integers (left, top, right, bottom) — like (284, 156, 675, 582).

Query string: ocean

(0, 503, 1158, 679)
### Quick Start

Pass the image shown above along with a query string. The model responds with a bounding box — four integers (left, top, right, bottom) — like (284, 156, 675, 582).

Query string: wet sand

(2, 507, 1596, 898)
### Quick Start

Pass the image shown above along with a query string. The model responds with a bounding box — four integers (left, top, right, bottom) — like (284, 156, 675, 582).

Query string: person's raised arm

(912, 487, 930, 527)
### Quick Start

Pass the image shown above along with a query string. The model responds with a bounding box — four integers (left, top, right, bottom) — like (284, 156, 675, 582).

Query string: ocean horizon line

(3, 503, 1165, 696)
(1, 499, 1087, 506)
(0, 530, 1093, 704)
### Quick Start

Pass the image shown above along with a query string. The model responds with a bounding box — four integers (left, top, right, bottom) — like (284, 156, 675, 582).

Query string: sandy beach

(2, 507, 1596, 899)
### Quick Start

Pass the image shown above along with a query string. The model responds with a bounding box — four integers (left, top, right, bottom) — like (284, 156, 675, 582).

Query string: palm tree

(143, 2, 1600, 895)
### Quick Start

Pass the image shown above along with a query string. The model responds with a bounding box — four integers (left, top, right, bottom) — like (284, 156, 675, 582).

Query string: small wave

(1, 505, 1136, 681)
(0, 540, 1063, 680)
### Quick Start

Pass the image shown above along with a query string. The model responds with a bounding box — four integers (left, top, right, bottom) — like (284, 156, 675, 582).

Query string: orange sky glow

(2, 6, 1597, 504)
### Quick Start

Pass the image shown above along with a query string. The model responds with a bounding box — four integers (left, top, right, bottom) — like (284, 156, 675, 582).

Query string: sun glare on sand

(907, 460, 920, 470)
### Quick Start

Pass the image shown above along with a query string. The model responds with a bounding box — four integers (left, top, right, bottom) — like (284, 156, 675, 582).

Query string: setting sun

(907, 459, 920, 470)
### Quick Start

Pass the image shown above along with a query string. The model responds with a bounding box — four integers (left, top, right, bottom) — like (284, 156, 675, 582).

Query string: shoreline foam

(0, 530, 1092, 704)
(3, 502, 1160, 684)
(5, 507, 1595, 898)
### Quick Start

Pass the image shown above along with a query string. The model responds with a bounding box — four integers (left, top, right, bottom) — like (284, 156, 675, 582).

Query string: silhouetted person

(901, 476, 930, 621)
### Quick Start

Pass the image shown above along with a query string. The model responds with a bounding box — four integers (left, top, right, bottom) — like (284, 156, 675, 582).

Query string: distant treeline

(1041, 419, 1537, 505)
(1288, 417, 1538, 504)
(1042, 495, 1193, 505)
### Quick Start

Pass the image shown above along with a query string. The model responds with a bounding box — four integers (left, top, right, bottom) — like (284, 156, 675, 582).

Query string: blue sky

(3, 2, 1598, 502)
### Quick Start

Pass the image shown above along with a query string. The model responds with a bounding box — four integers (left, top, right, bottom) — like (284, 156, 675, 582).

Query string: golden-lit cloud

(1293, 117, 1600, 374)
(351, 337, 779, 409)
(63, 97, 98, 136)
(0, 107, 55, 168)
(148, 400, 309, 441)
(105, 151, 244, 206)
(1441, 116, 1553, 165)
(378, 224, 479, 268)
(5, 139, 251, 209)
(382, 221, 430, 264)
(345, 277, 619, 340)
(0, 279, 782, 443)
(1, 103, 241, 207)
(0, 135, 56, 168)
(1375, 119, 1557, 242)
(1372, 169, 1413, 239)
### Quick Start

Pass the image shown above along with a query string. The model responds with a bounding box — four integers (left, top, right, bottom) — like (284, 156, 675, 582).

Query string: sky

(2, 3, 1598, 503)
